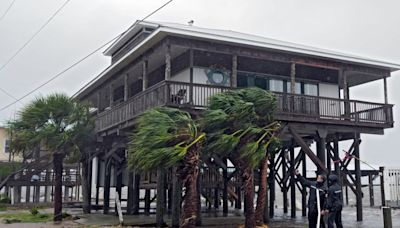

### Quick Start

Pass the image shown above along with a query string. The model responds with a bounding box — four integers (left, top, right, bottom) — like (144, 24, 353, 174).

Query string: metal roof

(74, 21, 400, 99)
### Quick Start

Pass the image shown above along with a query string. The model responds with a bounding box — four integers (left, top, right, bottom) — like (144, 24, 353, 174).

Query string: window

(4, 139, 10, 153)
(286, 81, 302, 94)
(304, 83, 318, 96)
(269, 79, 284, 92)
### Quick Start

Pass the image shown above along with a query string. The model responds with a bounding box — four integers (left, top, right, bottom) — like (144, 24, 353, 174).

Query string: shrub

(30, 208, 39, 215)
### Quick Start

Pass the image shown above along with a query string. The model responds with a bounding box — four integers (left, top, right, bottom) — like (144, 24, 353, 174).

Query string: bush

(0, 194, 11, 204)
(30, 208, 39, 215)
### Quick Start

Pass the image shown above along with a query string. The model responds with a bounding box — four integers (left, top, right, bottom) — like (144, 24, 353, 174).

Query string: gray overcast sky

(0, 0, 399, 166)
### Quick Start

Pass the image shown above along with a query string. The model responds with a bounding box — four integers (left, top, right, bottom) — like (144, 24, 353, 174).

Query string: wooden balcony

(95, 81, 394, 132)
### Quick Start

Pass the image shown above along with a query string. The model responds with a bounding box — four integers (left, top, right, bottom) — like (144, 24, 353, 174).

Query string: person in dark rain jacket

(323, 174, 343, 228)
(295, 169, 327, 228)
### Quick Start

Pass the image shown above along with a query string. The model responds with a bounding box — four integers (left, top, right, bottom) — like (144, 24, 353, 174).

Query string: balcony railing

(95, 81, 394, 132)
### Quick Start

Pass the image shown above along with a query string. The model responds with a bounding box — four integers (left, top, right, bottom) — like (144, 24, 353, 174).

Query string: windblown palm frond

(203, 87, 281, 168)
(7, 93, 94, 160)
(128, 107, 204, 172)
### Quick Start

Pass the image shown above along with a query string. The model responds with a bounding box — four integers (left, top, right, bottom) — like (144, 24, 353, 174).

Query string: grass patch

(0, 212, 52, 224)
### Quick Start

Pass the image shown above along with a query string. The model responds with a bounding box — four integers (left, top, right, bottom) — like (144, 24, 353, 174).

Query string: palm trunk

(255, 156, 268, 226)
(180, 145, 200, 228)
(243, 165, 256, 228)
(81, 157, 91, 214)
(53, 153, 63, 222)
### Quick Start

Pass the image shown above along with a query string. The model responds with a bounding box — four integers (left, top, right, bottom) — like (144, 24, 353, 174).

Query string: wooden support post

(109, 84, 114, 108)
(354, 133, 363, 221)
(196, 167, 202, 226)
(342, 70, 351, 118)
(214, 186, 219, 209)
(96, 92, 101, 114)
(383, 206, 393, 228)
(25, 186, 30, 203)
(333, 136, 340, 176)
(231, 55, 238, 87)
(127, 172, 134, 215)
(290, 63, 296, 94)
(384, 76, 388, 104)
(165, 44, 171, 80)
(43, 172, 48, 202)
(282, 150, 288, 214)
(290, 147, 296, 218)
(189, 49, 194, 104)
(144, 189, 151, 215)
(132, 172, 141, 215)
(103, 160, 111, 214)
(301, 150, 307, 217)
(156, 168, 166, 227)
(64, 169, 71, 202)
(326, 142, 332, 174)
(171, 167, 181, 228)
(34, 186, 40, 203)
(124, 74, 129, 101)
(368, 174, 375, 207)
(222, 158, 228, 216)
(142, 60, 148, 90)
(95, 159, 101, 206)
(316, 130, 327, 174)
(236, 186, 242, 209)
(380, 167, 386, 207)
(13, 186, 20, 204)
(269, 154, 275, 218)
(116, 168, 123, 215)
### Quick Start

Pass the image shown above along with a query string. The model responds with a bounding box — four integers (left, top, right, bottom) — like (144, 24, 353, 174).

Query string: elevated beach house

(74, 21, 399, 220)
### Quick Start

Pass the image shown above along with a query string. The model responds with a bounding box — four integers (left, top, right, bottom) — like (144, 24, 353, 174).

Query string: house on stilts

(73, 21, 399, 222)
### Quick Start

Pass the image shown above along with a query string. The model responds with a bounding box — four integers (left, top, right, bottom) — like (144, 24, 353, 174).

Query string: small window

(4, 139, 10, 153)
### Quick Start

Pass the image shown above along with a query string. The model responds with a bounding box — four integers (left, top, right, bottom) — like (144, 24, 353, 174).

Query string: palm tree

(8, 93, 94, 221)
(203, 87, 280, 228)
(128, 107, 205, 228)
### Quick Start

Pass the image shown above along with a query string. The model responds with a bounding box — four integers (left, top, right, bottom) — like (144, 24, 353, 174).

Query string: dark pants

(327, 209, 343, 228)
(309, 211, 326, 228)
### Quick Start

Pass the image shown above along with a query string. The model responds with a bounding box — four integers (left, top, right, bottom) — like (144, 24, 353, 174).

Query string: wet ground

(0, 206, 398, 227)
(72, 206, 399, 227)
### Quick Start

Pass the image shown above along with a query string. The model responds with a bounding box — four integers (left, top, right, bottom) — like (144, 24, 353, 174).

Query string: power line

(0, 0, 70, 74)
(0, 36, 120, 112)
(0, 87, 18, 101)
(0, 0, 16, 23)
(0, 0, 175, 113)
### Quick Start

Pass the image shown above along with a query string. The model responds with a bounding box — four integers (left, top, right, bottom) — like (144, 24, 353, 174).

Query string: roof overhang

(74, 21, 400, 100)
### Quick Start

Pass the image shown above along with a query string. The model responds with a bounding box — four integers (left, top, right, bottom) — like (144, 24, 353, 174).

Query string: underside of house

(72, 21, 399, 223)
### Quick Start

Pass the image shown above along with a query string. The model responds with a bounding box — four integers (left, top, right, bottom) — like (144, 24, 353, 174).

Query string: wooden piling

(269, 154, 275, 218)
(369, 174, 375, 207)
(171, 167, 182, 228)
(290, 147, 296, 218)
(282, 150, 288, 214)
(156, 168, 166, 227)
(354, 133, 363, 221)
(144, 189, 151, 215)
(132, 173, 141, 215)
(103, 160, 111, 214)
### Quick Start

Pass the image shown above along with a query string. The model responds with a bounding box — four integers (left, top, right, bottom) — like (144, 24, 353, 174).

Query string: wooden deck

(95, 81, 394, 132)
